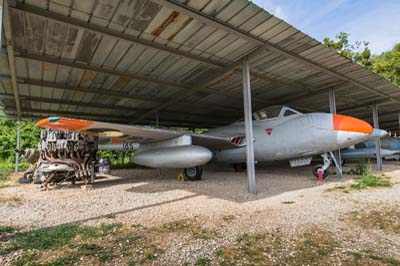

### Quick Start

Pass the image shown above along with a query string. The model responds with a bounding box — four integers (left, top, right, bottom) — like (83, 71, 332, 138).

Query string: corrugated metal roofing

(1, 0, 400, 132)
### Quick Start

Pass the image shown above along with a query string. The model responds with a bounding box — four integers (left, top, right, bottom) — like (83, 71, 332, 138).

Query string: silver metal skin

(132, 145, 212, 168)
(208, 106, 373, 164)
(98, 142, 139, 151)
(341, 148, 399, 160)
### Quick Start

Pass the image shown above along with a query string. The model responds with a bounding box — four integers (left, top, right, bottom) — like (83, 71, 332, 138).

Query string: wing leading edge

(35, 117, 241, 150)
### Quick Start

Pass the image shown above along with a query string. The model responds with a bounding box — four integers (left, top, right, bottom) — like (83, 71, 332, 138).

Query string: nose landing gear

(313, 152, 342, 180)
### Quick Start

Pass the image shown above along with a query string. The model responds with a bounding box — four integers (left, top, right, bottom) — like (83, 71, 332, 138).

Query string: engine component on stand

(37, 129, 98, 188)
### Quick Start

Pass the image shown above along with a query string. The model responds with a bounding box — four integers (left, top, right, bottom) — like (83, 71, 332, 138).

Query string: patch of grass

(367, 254, 400, 265)
(347, 206, 400, 234)
(346, 251, 400, 265)
(222, 214, 236, 222)
(0, 223, 123, 255)
(14, 252, 40, 266)
(0, 179, 12, 189)
(351, 174, 392, 189)
(216, 228, 339, 265)
(105, 213, 116, 219)
(158, 220, 219, 240)
(98, 251, 114, 262)
(195, 257, 210, 266)
(0, 225, 18, 234)
(326, 185, 351, 193)
(350, 160, 392, 189)
(0, 194, 23, 205)
(281, 201, 296, 204)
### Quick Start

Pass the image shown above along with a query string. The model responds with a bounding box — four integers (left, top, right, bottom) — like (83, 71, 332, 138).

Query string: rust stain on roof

(167, 17, 193, 41)
(151, 11, 180, 36)
(112, 77, 130, 91)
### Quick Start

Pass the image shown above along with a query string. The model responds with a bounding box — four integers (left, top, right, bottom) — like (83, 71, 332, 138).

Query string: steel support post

(372, 104, 383, 171)
(329, 88, 342, 177)
(15, 120, 20, 173)
(242, 59, 256, 193)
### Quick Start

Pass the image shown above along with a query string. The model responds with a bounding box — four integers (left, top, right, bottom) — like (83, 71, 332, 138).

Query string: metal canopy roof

(1, 0, 400, 131)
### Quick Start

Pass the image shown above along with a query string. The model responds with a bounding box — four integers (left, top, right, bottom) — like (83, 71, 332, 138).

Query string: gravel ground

(1, 161, 400, 265)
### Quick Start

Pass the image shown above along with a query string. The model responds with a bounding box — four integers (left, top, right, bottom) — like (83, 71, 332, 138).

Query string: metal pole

(329, 88, 342, 178)
(242, 58, 256, 193)
(156, 111, 159, 128)
(372, 104, 383, 171)
(15, 120, 20, 173)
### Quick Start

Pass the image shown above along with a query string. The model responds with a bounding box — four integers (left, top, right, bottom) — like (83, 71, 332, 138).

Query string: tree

(0, 118, 41, 161)
(371, 43, 400, 86)
(323, 32, 372, 67)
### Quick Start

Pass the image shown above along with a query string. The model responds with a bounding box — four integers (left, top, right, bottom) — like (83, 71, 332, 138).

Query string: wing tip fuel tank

(36, 117, 93, 131)
(132, 145, 212, 168)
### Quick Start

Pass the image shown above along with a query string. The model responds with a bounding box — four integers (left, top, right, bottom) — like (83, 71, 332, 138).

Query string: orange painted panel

(35, 117, 93, 131)
(333, 114, 372, 134)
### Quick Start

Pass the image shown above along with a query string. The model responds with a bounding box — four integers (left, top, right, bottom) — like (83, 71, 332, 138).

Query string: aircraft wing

(35, 117, 240, 150)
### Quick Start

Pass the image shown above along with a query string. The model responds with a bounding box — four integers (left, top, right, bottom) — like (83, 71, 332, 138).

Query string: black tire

(341, 159, 346, 166)
(233, 163, 246, 172)
(312, 165, 329, 179)
(184, 166, 203, 181)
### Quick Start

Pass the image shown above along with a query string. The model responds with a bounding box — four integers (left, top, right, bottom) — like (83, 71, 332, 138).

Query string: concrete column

(372, 104, 383, 171)
(329, 88, 342, 178)
(242, 58, 256, 193)
(15, 120, 20, 173)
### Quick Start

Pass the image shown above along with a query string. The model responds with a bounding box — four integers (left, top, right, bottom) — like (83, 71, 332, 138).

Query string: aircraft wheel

(233, 163, 246, 172)
(341, 159, 346, 166)
(312, 165, 329, 179)
(184, 166, 203, 181)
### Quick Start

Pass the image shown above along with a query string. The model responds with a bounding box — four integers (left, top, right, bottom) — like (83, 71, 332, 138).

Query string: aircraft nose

(333, 114, 373, 134)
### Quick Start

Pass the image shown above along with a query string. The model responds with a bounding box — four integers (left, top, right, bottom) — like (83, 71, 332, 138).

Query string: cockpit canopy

(254, 106, 302, 121)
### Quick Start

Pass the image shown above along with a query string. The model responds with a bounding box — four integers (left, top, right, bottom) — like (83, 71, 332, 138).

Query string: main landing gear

(313, 152, 342, 180)
(184, 166, 203, 181)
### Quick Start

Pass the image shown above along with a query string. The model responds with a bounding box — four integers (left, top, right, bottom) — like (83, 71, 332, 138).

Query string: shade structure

(0, 0, 399, 134)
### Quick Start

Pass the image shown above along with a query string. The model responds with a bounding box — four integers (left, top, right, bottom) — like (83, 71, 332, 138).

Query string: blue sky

(252, 0, 400, 54)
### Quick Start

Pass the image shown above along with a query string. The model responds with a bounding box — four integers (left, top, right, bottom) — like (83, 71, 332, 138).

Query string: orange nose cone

(333, 114, 373, 134)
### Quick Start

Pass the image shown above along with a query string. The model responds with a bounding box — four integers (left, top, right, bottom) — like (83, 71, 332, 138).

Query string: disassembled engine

(35, 129, 98, 187)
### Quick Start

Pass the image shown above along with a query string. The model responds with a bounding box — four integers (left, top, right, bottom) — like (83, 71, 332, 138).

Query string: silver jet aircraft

(36, 105, 373, 180)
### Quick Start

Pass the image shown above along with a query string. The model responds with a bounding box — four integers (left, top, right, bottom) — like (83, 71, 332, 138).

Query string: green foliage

(324, 33, 399, 87)
(371, 43, 400, 86)
(350, 160, 392, 189)
(0, 118, 41, 161)
(195, 257, 211, 266)
(323, 32, 372, 67)
(0, 223, 123, 255)
(0, 225, 18, 234)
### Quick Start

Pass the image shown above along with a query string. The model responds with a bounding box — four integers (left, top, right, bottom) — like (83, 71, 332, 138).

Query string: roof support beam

(153, 0, 400, 105)
(0, 91, 235, 121)
(12, 3, 224, 68)
(16, 53, 256, 103)
(20, 79, 169, 103)
(3, 107, 226, 128)
(3, 0, 21, 117)
(19, 79, 240, 113)
(130, 43, 269, 123)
